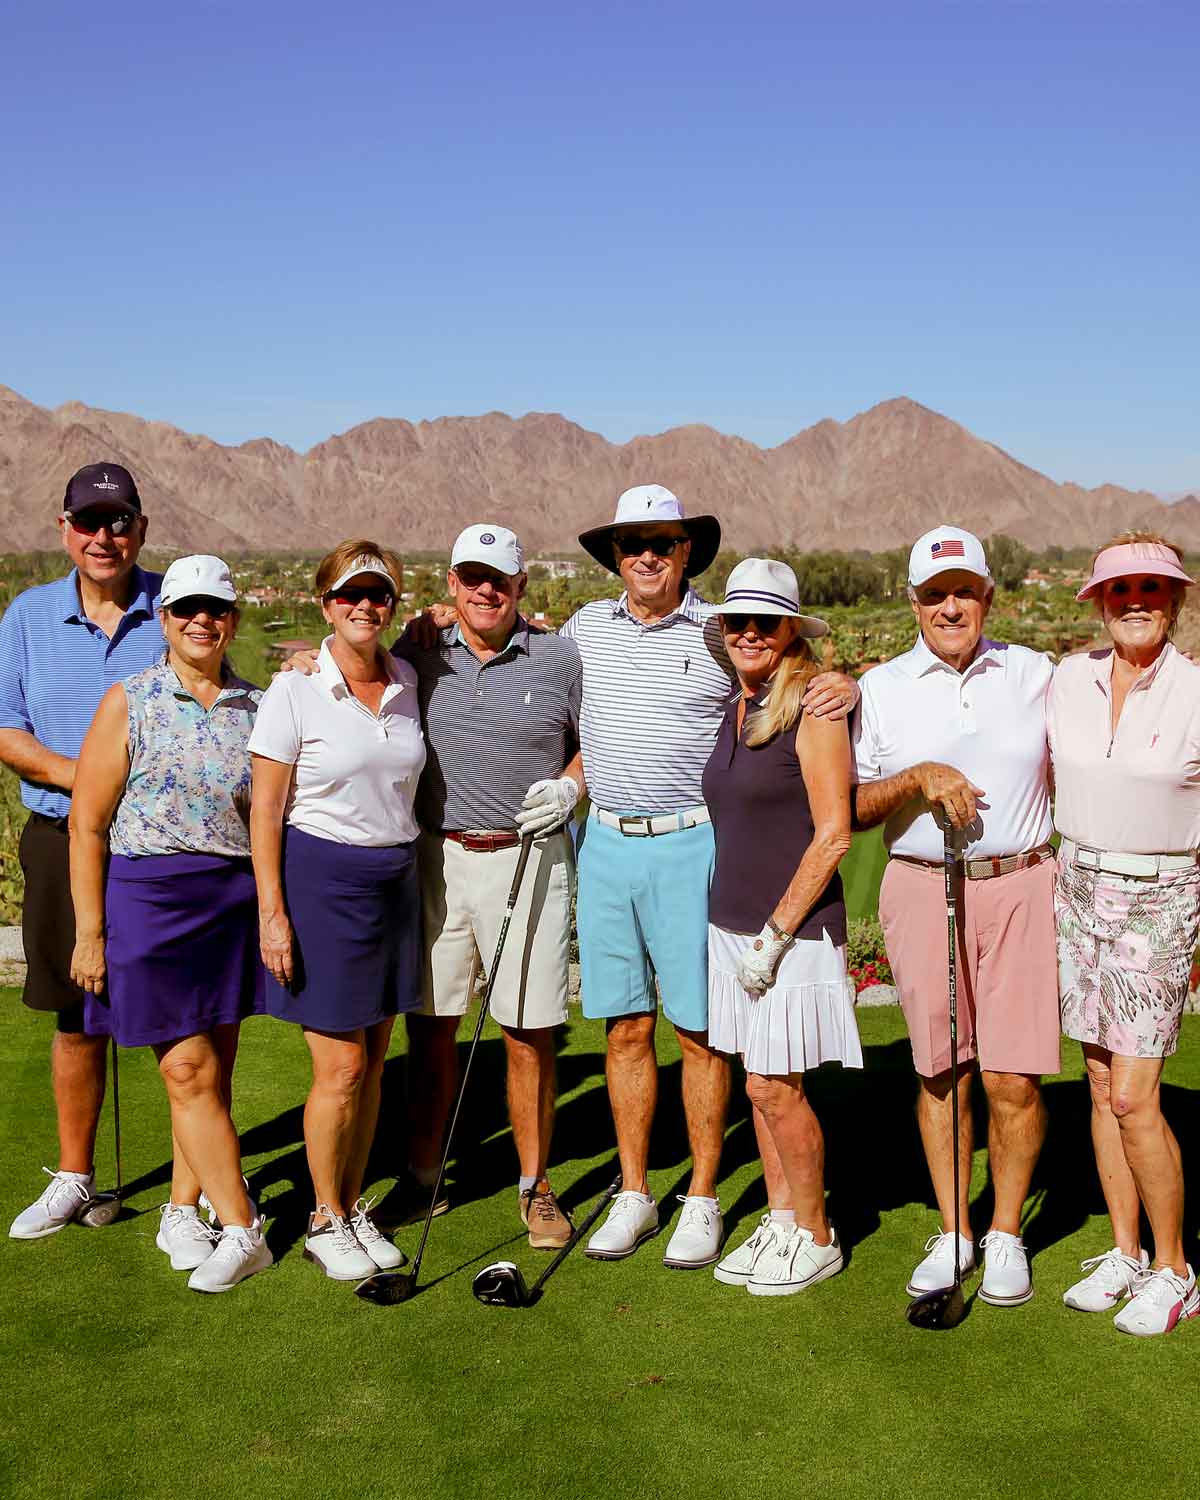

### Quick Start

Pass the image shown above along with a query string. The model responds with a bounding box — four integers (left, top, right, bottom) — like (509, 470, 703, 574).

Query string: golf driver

(356, 833, 535, 1305)
(473, 1173, 623, 1309)
(78, 1037, 123, 1228)
(906, 827, 968, 1331)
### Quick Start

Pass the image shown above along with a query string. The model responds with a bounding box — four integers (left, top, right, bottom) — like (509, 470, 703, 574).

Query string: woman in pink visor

(1049, 531, 1200, 1335)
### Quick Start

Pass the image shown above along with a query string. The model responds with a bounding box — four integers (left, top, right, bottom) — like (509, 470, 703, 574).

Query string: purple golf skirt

(264, 825, 420, 1034)
(86, 853, 265, 1048)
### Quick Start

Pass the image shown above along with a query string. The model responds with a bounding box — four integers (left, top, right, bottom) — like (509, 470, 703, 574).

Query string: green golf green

(3, 993, 1197, 1500)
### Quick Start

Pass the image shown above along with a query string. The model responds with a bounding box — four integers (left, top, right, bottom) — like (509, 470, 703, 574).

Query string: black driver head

(472, 1260, 530, 1308)
(354, 1271, 417, 1305)
(76, 1193, 122, 1228)
(905, 1282, 967, 1331)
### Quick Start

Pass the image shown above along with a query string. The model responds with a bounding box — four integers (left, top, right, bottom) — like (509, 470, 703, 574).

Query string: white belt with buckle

(593, 805, 711, 837)
(1059, 837, 1198, 879)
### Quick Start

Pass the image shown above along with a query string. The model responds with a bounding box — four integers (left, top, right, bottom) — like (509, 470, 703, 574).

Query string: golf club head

(354, 1271, 417, 1305)
(472, 1260, 530, 1308)
(905, 1282, 967, 1331)
(76, 1193, 121, 1228)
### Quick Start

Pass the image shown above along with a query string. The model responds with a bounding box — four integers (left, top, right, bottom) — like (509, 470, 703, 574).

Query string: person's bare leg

(341, 1019, 395, 1209)
(981, 1070, 1045, 1235)
(169, 1021, 243, 1206)
(1081, 1045, 1142, 1257)
(751, 1094, 792, 1210)
(155, 1033, 251, 1228)
(52, 1030, 107, 1174)
(676, 1025, 730, 1199)
(606, 1013, 657, 1194)
(747, 1072, 829, 1240)
(404, 1013, 460, 1173)
(916, 1066, 974, 1234)
(302, 1027, 367, 1222)
(1109, 1053, 1186, 1275)
(502, 1025, 557, 1180)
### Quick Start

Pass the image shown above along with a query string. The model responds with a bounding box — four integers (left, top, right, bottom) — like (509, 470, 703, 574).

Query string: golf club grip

(506, 834, 534, 909)
(529, 1174, 623, 1295)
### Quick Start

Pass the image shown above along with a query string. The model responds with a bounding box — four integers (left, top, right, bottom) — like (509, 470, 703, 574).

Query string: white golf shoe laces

(8, 1168, 95, 1240)
(351, 1196, 406, 1271)
(663, 1195, 723, 1269)
(188, 1219, 273, 1294)
(584, 1190, 658, 1260)
(714, 1215, 788, 1286)
(156, 1202, 220, 1270)
(1063, 1247, 1149, 1312)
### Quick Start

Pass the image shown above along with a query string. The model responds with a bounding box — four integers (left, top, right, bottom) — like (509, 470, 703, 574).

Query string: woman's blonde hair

(314, 539, 403, 597)
(743, 630, 834, 747)
(1090, 529, 1188, 631)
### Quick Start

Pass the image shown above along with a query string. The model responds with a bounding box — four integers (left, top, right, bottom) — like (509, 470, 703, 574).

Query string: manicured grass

(3, 994, 1198, 1500)
(841, 827, 888, 921)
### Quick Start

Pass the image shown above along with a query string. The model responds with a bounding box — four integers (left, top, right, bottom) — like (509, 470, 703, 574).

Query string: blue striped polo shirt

(0, 566, 165, 819)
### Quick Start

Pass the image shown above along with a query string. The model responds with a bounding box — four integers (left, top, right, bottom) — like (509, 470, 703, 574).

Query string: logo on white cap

(908, 527, 991, 588)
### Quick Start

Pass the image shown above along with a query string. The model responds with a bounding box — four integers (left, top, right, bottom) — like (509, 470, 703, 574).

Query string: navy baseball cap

(63, 463, 142, 515)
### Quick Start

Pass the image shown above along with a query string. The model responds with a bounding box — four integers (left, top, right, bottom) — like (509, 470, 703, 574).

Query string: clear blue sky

(3, 0, 1197, 492)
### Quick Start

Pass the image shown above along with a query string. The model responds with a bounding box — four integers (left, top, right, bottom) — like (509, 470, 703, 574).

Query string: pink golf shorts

(879, 855, 1060, 1079)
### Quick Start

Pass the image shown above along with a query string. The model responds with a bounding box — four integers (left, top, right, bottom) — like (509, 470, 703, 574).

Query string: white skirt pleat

(707, 923, 863, 1075)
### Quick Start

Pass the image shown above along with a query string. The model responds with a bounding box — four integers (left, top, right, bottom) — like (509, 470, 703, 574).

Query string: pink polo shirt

(1048, 642, 1200, 854)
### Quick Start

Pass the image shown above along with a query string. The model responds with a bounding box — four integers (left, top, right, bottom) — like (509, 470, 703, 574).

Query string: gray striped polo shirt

(559, 589, 735, 814)
(397, 619, 583, 831)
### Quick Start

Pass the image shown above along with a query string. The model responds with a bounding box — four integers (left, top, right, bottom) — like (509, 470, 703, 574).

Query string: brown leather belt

(440, 829, 521, 853)
(894, 844, 1054, 881)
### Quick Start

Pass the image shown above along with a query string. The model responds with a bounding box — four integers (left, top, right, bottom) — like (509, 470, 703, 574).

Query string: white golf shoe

(199, 1177, 258, 1231)
(906, 1229, 975, 1295)
(1113, 1263, 1200, 1337)
(1063, 1247, 1149, 1312)
(747, 1224, 844, 1297)
(351, 1197, 407, 1271)
(584, 1190, 658, 1260)
(713, 1214, 789, 1286)
(9, 1168, 95, 1240)
(303, 1208, 376, 1280)
(156, 1203, 219, 1270)
(663, 1195, 723, 1269)
(188, 1219, 273, 1293)
(978, 1229, 1033, 1306)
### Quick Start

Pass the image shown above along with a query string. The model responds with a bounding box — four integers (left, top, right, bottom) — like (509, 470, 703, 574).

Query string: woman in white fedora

(701, 558, 861, 1297)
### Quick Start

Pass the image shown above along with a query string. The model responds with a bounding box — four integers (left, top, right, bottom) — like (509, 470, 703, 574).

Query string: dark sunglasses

(323, 586, 395, 607)
(613, 534, 687, 558)
(66, 508, 138, 537)
(721, 613, 784, 634)
(167, 596, 235, 620)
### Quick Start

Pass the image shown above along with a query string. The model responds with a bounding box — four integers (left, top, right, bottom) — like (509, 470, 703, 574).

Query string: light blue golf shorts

(576, 813, 714, 1032)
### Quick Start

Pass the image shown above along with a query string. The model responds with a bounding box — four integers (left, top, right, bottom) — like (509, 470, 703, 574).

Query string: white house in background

(527, 559, 580, 578)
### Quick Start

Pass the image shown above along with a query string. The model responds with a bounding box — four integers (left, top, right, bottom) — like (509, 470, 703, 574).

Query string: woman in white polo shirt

(250, 540, 426, 1284)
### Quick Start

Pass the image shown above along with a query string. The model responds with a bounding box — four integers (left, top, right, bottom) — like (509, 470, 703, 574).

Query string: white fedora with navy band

(578, 485, 721, 578)
(719, 558, 829, 640)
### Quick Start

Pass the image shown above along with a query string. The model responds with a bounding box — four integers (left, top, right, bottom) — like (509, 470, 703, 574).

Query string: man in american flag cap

(850, 524, 1058, 1313)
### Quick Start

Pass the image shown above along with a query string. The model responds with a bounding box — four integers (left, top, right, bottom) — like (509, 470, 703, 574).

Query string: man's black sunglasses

(323, 585, 395, 607)
(167, 596, 235, 620)
(66, 508, 138, 537)
(613, 534, 687, 558)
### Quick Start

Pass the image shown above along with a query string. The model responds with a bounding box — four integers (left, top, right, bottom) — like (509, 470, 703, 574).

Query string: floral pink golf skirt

(1054, 856, 1200, 1059)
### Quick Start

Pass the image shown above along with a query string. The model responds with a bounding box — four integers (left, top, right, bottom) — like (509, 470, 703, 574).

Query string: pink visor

(1076, 541, 1195, 601)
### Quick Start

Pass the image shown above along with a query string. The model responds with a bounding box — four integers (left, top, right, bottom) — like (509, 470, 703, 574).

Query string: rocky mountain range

(2, 382, 1196, 557)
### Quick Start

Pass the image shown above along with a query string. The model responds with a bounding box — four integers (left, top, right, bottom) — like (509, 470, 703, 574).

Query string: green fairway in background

(841, 827, 888, 921)
(3, 993, 1197, 1500)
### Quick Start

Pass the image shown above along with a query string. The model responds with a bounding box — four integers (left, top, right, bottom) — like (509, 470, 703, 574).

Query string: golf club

(356, 833, 535, 1305)
(78, 1037, 123, 1228)
(906, 827, 968, 1331)
(473, 1173, 623, 1308)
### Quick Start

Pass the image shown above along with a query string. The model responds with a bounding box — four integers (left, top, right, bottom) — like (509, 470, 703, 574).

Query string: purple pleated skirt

(86, 853, 266, 1048)
(263, 825, 420, 1034)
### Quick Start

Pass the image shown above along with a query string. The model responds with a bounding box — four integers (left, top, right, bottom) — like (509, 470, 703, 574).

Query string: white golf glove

(514, 776, 580, 837)
(735, 922, 794, 995)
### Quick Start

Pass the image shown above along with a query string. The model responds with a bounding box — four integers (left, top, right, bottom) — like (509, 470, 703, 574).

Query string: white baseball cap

(159, 555, 238, 608)
(720, 558, 829, 638)
(908, 526, 991, 588)
(326, 554, 399, 594)
(450, 524, 525, 576)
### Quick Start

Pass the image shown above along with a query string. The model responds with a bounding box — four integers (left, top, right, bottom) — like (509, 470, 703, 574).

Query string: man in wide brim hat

(578, 484, 722, 578)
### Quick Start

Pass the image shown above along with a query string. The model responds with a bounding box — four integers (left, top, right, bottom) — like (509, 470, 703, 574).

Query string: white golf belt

(592, 805, 711, 837)
(1059, 837, 1198, 879)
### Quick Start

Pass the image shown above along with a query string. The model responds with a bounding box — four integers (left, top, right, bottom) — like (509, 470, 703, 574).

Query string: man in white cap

(561, 485, 856, 1269)
(851, 525, 1060, 1308)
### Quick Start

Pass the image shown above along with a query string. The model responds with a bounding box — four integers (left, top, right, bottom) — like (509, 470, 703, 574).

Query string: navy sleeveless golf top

(701, 687, 847, 941)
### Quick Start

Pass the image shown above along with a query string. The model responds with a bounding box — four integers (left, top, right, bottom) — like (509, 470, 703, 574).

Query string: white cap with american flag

(907, 525, 991, 588)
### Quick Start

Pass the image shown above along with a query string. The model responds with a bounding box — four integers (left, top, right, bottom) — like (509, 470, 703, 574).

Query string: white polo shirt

(559, 589, 735, 814)
(852, 633, 1053, 861)
(249, 637, 425, 846)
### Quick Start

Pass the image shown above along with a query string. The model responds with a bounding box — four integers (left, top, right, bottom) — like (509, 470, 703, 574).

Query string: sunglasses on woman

(323, 585, 395, 607)
(613, 534, 687, 558)
(721, 613, 785, 634)
(167, 596, 235, 620)
(65, 508, 139, 537)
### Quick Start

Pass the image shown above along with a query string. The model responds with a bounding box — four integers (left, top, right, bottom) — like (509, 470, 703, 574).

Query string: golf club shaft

(111, 1035, 122, 1198)
(409, 834, 535, 1281)
(944, 829, 960, 1290)
(528, 1173, 623, 1295)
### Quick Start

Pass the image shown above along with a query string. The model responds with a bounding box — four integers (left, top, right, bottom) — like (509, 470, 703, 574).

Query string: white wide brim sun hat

(719, 557, 829, 639)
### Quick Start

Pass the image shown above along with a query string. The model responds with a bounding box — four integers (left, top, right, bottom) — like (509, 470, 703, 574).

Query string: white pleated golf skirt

(707, 923, 863, 1076)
